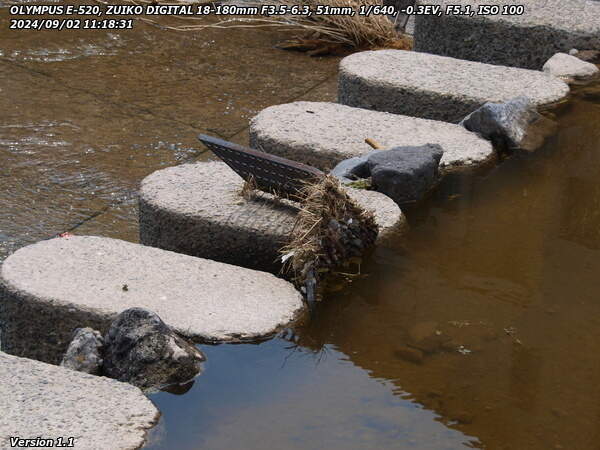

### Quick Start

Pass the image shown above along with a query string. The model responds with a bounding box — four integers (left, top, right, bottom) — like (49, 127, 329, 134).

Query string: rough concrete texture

(413, 0, 600, 70)
(543, 53, 600, 82)
(139, 161, 404, 273)
(249, 101, 494, 170)
(0, 236, 304, 364)
(338, 50, 569, 123)
(0, 351, 158, 450)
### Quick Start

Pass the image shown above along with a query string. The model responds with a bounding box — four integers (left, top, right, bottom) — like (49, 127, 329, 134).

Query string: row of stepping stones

(1, 1, 598, 447)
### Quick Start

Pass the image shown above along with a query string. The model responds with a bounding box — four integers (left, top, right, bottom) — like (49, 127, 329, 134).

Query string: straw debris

(280, 175, 378, 303)
(240, 175, 258, 200)
(101, 0, 412, 54)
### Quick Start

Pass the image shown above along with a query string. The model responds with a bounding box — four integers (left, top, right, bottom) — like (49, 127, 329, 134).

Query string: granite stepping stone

(0, 351, 158, 450)
(338, 50, 569, 123)
(139, 161, 404, 273)
(413, 0, 600, 70)
(249, 101, 495, 171)
(0, 236, 304, 364)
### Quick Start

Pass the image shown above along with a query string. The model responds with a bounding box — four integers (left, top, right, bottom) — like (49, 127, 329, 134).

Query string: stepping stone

(139, 161, 404, 273)
(0, 351, 158, 449)
(413, 0, 600, 70)
(338, 50, 569, 123)
(249, 101, 494, 170)
(0, 236, 304, 364)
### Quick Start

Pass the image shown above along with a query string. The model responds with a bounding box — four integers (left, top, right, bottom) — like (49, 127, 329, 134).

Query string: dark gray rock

(103, 308, 206, 391)
(60, 327, 104, 375)
(460, 97, 557, 151)
(367, 144, 444, 206)
(330, 152, 378, 184)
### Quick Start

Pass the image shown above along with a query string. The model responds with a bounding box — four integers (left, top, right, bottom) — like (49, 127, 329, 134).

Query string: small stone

(461, 96, 557, 151)
(407, 321, 448, 353)
(330, 153, 375, 184)
(395, 345, 424, 364)
(60, 327, 104, 375)
(103, 308, 206, 391)
(543, 53, 599, 82)
(367, 144, 444, 206)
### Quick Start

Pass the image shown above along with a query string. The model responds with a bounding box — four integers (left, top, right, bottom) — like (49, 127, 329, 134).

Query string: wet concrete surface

(0, 7, 338, 258)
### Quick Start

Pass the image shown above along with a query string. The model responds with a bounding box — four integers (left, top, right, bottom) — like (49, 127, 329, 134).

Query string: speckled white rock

(338, 50, 570, 122)
(414, 0, 600, 69)
(139, 161, 404, 273)
(0, 236, 305, 363)
(0, 351, 158, 450)
(249, 101, 495, 170)
(543, 52, 600, 82)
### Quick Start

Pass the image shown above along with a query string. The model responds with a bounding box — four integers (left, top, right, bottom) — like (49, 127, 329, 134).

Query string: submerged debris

(280, 175, 378, 303)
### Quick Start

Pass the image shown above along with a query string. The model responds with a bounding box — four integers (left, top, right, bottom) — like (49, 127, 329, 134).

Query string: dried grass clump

(280, 175, 378, 302)
(273, 0, 412, 54)
(102, 0, 412, 54)
(240, 175, 258, 200)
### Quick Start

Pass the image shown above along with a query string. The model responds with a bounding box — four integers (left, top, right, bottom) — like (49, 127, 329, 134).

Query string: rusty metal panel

(198, 134, 324, 198)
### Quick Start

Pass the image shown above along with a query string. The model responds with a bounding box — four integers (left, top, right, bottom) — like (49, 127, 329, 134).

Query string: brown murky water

(144, 88, 600, 450)
(2, 4, 600, 450)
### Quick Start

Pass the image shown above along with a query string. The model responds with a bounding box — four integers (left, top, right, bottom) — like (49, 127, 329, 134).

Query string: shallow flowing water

(2, 4, 600, 448)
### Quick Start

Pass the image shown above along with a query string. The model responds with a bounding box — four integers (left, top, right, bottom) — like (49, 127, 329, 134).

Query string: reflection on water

(149, 87, 600, 449)
(147, 340, 479, 450)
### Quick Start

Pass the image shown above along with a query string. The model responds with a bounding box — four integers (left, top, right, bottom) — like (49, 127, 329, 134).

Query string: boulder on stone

(543, 52, 599, 82)
(460, 97, 557, 151)
(60, 327, 104, 375)
(330, 152, 377, 184)
(103, 308, 206, 391)
(366, 144, 444, 206)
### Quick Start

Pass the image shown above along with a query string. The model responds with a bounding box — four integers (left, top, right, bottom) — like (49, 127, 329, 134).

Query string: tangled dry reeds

(95, 0, 412, 54)
(269, 0, 412, 54)
(280, 175, 378, 302)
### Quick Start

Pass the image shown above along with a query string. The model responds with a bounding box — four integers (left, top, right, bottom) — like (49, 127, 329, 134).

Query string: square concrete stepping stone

(413, 0, 600, 69)
(0, 236, 304, 364)
(249, 101, 494, 170)
(338, 50, 569, 123)
(139, 161, 404, 273)
(0, 351, 158, 449)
